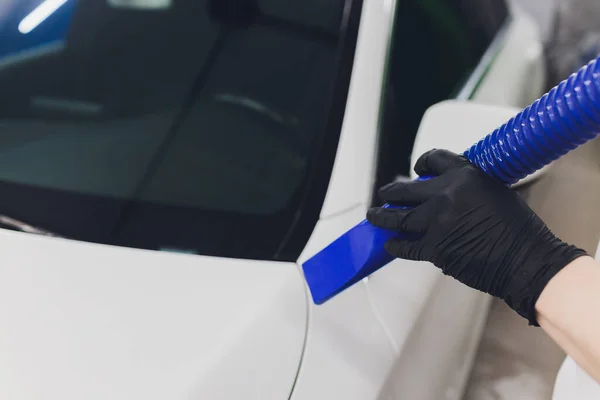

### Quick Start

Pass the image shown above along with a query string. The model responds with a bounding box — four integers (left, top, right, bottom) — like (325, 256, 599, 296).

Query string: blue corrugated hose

(303, 56, 600, 305)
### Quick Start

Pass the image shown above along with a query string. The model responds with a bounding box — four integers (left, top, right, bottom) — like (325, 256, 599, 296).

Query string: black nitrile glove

(367, 149, 586, 326)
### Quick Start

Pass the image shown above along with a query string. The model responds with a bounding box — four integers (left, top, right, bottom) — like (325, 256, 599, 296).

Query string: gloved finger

(367, 207, 426, 234)
(414, 149, 467, 177)
(384, 238, 433, 262)
(378, 179, 441, 206)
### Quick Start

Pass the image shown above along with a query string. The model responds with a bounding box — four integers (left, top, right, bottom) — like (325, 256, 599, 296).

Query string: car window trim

(274, 0, 364, 260)
(456, 15, 513, 100)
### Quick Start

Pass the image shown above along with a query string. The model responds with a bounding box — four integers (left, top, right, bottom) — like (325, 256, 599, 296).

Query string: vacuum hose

(303, 56, 600, 305)
(465, 57, 600, 183)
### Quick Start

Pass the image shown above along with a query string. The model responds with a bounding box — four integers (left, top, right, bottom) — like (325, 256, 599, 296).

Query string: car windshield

(0, 0, 358, 260)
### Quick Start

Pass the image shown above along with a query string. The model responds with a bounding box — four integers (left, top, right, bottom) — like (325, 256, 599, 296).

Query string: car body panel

(0, 1, 546, 400)
(473, 3, 545, 108)
(373, 274, 491, 400)
(0, 230, 306, 400)
(553, 356, 600, 400)
(319, 1, 545, 217)
(293, 205, 397, 400)
(368, 6, 546, 399)
(293, 2, 546, 400)
(318, 0, 396, 218)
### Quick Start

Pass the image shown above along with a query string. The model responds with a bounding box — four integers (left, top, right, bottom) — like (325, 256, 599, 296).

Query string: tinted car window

(0, 0, 361, 260)
(375, 0, 509, 190)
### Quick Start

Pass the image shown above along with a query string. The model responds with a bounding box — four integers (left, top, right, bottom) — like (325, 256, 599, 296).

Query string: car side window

(373, 0, 509, 200)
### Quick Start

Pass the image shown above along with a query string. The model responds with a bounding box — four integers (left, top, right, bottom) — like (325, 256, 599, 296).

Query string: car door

(366, 1, 546, 399)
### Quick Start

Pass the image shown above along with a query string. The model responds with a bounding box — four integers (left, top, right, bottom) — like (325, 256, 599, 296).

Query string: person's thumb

(414, 149, 466, 177)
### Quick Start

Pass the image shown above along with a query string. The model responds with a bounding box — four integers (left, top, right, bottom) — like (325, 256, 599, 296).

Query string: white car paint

(294, 206, 399, 400)
(318, 0, 396, 218)
(473, 5, 545, 109)
(320, 1, 546, 220)
(292, 3, 546, 400)
(0, 231, 306, 400)
(553, 357, 600, 400)
(0, 2, 546, 400)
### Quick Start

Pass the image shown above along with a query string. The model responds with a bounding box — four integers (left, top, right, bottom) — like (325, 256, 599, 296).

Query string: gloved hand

(367, 149, 586, 326)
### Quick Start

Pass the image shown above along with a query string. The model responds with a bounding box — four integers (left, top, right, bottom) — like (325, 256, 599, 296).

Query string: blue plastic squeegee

(303, 56, 600, 305)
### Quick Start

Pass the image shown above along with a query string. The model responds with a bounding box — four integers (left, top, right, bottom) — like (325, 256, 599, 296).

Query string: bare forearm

(536, 256, 600, 383)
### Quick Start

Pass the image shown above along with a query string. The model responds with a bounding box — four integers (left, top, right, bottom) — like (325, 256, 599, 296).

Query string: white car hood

(0, 230, 307, 400)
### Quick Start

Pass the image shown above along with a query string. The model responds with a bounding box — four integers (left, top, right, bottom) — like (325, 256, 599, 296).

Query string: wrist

(506, 240, 586, 326)
(535, 255, 594, 324)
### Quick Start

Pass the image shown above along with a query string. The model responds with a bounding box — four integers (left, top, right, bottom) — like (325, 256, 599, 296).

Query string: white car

(0, 1, 544, 399)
